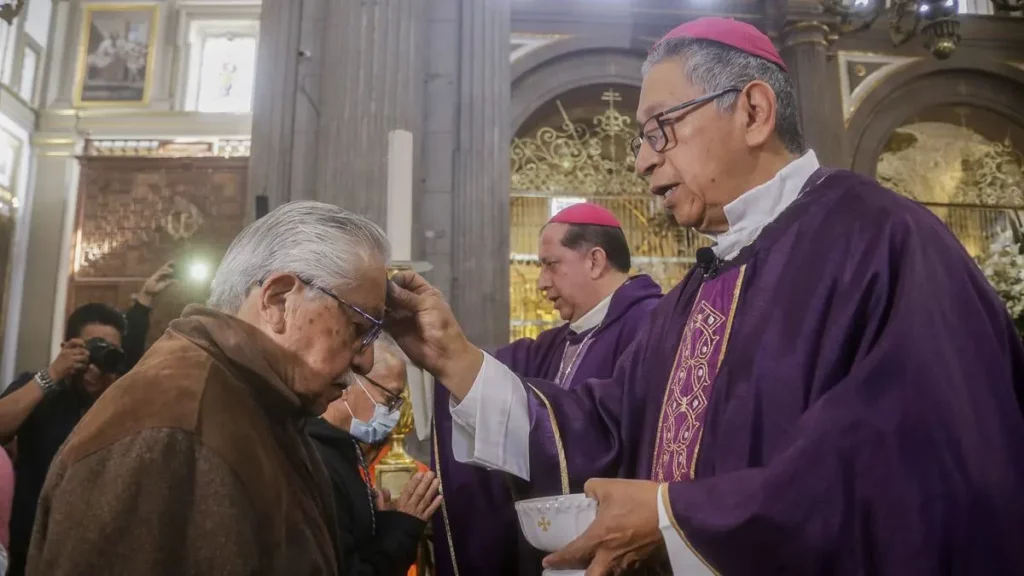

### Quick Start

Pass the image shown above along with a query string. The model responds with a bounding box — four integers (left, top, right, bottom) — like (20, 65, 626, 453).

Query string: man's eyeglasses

(361, 375, 404, 412)
(295, 276, 385, 352)
(629, 87, 742, 158)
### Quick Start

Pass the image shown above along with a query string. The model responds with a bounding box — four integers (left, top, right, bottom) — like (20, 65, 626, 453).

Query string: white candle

(386, 130, 414, 262)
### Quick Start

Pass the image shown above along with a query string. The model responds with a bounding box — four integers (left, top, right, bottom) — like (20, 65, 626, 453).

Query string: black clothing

(307, 417, 425, 576)
(2, 301, 151, 576)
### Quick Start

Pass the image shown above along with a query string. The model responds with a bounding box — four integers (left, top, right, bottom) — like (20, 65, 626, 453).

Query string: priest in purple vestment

(432, 203, 662, 576)
(388, 17, 1024, 576)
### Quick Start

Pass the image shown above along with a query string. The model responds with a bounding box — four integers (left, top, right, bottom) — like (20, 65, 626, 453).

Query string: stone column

(247, 0, 306, 214)
(315, 0, 425, 225)
(14, 137, 80, 375)
(448, 0, 511, 350)
(779, 21, 844, 167)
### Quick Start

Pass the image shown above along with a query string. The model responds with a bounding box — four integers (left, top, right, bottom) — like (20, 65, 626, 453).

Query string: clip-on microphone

(695, 247, 722, 278)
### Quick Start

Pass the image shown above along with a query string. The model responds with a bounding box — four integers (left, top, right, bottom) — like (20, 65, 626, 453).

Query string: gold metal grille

(878, 120, 1024, 257)
(508, 89, 700, 341)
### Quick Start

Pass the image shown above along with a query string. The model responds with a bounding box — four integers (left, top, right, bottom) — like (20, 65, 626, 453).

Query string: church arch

(510, 47, 647, 134)
(847, 60, 1024, 176)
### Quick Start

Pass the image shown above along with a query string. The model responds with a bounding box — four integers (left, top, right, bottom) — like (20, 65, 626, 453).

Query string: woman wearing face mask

(307, 336, 442, 576)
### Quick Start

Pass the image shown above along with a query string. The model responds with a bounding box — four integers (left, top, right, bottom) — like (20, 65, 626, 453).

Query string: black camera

(85, 337, 125, 374)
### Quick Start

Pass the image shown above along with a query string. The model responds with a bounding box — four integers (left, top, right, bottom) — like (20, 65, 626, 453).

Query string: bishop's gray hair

(643, 37, 805, 155)
(208, 201, 390, 312)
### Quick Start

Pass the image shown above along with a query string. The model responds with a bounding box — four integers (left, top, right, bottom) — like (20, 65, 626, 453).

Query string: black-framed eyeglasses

(361, 374, 404, 412)
(629, 87, 742, 158)
(295, 276, 385, 352)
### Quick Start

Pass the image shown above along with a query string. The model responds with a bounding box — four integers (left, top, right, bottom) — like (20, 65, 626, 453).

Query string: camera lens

(85, 338, 125, 374)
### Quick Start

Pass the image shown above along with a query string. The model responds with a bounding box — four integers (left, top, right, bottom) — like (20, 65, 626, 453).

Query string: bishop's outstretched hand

(385, 271, 482, 400)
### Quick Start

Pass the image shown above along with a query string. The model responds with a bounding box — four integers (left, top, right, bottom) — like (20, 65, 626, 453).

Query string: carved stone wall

(70, 157, 248, 346)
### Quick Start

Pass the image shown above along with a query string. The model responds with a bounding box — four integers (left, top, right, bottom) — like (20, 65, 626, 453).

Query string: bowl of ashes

(515, 493, 597, 553)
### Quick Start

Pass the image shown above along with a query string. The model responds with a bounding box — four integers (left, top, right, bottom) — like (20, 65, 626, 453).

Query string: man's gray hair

(376, 332, 410, 364)
(208, 201, 390, 312)
(642, 38, 805, 155)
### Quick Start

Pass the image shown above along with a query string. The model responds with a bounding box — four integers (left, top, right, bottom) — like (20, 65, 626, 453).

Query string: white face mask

(344, 380, 401, 445)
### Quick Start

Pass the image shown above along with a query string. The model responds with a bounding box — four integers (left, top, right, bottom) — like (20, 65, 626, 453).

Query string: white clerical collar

(708, 150, 820, 261)
(570, 291, 614, 334)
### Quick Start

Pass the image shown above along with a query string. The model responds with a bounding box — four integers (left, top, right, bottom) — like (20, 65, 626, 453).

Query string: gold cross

(602, 89, 623, 110)
(538, 517, 552, 532)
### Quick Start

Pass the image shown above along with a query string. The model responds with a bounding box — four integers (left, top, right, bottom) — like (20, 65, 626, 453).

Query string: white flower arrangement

(979, 227, 1024, 324)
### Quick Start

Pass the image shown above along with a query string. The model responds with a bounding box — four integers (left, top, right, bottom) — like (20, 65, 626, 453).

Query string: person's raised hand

(543, 478, 664, 575)
(48, 339, 90, 382)
(136, 261, 177, 307)
(386, 271, 482, 399)
(394, 471, 443, 522)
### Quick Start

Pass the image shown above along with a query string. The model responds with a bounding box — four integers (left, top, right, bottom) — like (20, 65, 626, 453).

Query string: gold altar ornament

(374, 388, 418, 499)
(876, 120, 1024, 258)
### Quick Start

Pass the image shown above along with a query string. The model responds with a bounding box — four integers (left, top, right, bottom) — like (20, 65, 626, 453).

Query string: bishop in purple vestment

(432, 204, 662, 576)
(388, 17, 1024, 576)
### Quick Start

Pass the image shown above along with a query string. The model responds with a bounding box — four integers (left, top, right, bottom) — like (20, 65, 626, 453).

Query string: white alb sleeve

(658, 484, 715, 575)
(448, 352, 531, 481)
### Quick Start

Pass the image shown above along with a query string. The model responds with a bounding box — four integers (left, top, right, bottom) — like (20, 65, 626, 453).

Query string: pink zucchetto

(548, 203, 622, 228)
(653, 17, 787, 72)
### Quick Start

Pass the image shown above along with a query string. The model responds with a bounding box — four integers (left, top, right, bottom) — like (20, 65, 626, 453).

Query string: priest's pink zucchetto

(548, 203, 622, 228)
(654, 17, 787, 72)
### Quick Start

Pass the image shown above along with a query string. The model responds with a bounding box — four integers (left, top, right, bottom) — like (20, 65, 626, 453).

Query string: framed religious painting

(73, 4, 159, 107)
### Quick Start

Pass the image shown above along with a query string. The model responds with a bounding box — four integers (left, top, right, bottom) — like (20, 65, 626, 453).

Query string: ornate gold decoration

(374, 388, 419, 499)
(877, 122, 1024, 208)
(538, 517, 551, 532)
(85, 138, 252, 158)
(0, 0, 26, 25)
(511, 90, 645, 198)
(165, 197, 204, 241)
(877, 121, 1024, 257)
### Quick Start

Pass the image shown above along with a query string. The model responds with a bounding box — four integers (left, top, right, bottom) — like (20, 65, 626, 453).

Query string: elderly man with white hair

(27, 201, 389, 576)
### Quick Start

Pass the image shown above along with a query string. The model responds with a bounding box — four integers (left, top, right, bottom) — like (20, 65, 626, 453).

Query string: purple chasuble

(431, 276, 662, 576)
(516, 169, 1024, 575)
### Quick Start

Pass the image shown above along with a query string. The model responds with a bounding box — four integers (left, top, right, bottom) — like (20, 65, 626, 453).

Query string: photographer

(0, 262, 174, 576)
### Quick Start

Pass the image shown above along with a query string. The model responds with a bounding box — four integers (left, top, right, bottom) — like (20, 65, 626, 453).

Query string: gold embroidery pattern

(652, 300, 726, 482)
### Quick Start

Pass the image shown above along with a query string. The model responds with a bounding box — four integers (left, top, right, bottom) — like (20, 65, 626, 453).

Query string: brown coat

(27, 306, 339, 576)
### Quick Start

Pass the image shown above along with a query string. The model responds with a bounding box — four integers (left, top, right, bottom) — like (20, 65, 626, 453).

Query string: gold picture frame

(73, 3, 159, 107)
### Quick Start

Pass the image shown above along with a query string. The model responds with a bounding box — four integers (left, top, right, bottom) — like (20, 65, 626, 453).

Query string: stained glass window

(194, 35, 257, 113)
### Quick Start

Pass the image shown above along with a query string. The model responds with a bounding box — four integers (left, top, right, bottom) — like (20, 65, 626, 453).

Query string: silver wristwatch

(33, 370, 58, 394)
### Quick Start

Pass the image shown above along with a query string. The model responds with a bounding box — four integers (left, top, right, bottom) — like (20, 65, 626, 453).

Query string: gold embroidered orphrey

(651, 266, 745, 483)
(653, 299, 726, 482)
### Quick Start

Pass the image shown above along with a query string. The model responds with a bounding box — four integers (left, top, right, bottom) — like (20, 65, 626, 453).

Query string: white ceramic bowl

(515, 493, 597, 553)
